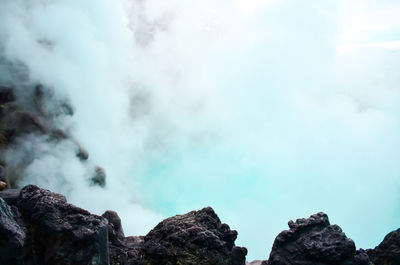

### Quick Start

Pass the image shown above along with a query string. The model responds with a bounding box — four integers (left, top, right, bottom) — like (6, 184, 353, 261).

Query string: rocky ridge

(0, 185, 246, 265)
(0, 185, 400, 264)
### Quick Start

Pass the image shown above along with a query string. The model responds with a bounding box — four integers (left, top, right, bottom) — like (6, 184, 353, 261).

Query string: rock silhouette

(1, 185, 400, 264)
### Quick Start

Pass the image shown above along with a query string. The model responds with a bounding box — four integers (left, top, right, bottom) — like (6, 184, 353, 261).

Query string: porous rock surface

(0, 197, 25, 265)
(18, 184, 110, 265)
(267, 212, 371, 265)
(0, 185, 247, 265)
(367, 228, 400, 265)
(2, 184, 400, 265)
(141, 206, 246, 265)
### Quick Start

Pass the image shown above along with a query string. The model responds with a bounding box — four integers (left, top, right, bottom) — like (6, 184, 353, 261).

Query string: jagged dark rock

(141, 206, 246, 265)
(267, 212, 371, 265)
(0, 188, 20, 206)
(232, 246, 248, 265)
(1, 184, 400, 265)
(355, 249, 373, 265)
(367, 228, 400, 265)
(0, 197, 25, 265)
(0, 86, 16, 104)
(18, 185, 109, 265)
(103, 210, 125, 241)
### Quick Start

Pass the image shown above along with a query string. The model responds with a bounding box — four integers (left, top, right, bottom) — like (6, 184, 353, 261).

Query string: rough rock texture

(355, 249, 373, 265)
(367, 228, 400, 265)
(2, 184, 400, 265)
(142, 207, 247, 265)
(246, 260, 267, 265)
(18, 185, 109, 265)
(0, 197, 25, 265)
(0, 188, 20, 206)
(102, 210, 133, 265)
(268, 212, 371, 265)
(231, 246, 248, 265)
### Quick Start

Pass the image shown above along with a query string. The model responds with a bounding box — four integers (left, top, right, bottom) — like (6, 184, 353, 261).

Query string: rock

(109, 236, 145, 265)
(267, 212, 369, 265)
(102, 210, 125, 242)
(2, 111, 48, 143)
(102, 210, 128, 265)
(142, 206, 246, 265)
(123, 236, 145, 262)
(246, 260, 267, 265)
(0, 86, 16, 104)
(355, 249, 372, 265)
(0, 197, 25, 265)
(91, 166, 106, 187)
(232, 246, 248, 265)
(0, 189, 20, 206)
(367, 228, 400, 265)
(18, 185, 109, 265)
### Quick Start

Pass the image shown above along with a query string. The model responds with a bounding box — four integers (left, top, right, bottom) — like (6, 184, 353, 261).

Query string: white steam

(1, 0, 400, 260)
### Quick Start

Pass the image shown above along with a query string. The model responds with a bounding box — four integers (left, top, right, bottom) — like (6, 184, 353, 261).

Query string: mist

(1, 0, 400, 260)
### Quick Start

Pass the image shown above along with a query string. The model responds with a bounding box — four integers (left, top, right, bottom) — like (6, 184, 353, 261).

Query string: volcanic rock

(367, 228, 400, 265)
(232, 246, 248, 265)
(1, 111, 48, 144)
(142, 206, 247, 265)
(17, 185, 109, 265)
(0, 86, 16, 104)
(0, 188, 20, 206)
(267, 212, 371, 265)
(0, 197, 25, 265)
(102, 210, 125, 241)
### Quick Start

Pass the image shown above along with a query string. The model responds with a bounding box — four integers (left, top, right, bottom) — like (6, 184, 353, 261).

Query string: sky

(1, 0, 400, 261)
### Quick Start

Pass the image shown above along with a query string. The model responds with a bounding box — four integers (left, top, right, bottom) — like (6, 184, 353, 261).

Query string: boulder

(18, 185, 109, 265)
(0, 197, 25, 265)
(102, 210, 125, 242)
(367, 228, 400, 265)
(0, 189, 20, 206)
(102, 210, 129, 265)
(267, 212, 370, 265)
(142, 206, 246, 265)
(355, 249, 373, 265)
(232, 246, 248, 265)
